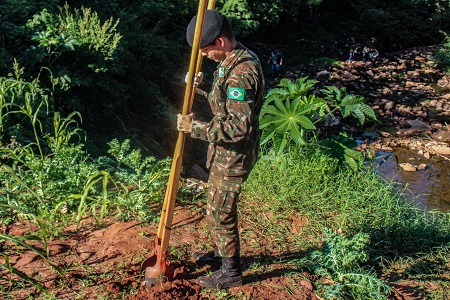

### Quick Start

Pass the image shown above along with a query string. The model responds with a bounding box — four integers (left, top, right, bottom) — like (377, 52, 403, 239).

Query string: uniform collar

(219, 42, 246, 68)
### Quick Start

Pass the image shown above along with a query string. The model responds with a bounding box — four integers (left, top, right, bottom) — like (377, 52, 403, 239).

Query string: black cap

(186, 10, 225, 48)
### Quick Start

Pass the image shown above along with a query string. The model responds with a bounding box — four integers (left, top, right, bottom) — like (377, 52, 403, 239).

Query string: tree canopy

(1, 0, 449, 156)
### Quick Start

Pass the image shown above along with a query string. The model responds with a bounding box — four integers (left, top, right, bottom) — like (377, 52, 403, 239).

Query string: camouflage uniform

(191, 43, 265, 258)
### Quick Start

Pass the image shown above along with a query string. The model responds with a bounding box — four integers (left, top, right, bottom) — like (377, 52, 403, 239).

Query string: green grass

(240, 142, 450, 299)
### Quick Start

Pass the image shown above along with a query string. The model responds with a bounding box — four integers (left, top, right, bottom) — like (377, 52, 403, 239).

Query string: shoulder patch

(227, 87, 245, 101)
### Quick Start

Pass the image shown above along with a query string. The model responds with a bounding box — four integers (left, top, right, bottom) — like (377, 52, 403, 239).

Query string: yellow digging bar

(190, 0, 217, 102)
(142, 0, 214, 287)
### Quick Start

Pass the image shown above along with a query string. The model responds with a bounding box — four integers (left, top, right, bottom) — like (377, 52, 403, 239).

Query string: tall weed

(310, 228, 391, 299)
(96, 139, 171, 221)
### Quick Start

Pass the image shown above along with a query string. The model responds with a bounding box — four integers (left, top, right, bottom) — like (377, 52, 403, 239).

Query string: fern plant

(310, 228, 391, 299)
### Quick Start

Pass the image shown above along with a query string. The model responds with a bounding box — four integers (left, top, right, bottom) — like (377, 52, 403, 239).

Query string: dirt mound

(1, 208, 320, 299)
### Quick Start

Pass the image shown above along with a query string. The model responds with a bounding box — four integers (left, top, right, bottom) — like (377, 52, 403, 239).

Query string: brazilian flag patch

(227, 87, 245, 101)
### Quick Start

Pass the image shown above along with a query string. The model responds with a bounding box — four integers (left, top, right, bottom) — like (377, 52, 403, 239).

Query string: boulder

(432, 145, 450, 155)
(399, 163, 417, 172)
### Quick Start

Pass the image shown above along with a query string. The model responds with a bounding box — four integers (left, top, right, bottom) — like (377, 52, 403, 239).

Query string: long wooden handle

(190, 0, 216, 102)
(156, 0, 210, 252)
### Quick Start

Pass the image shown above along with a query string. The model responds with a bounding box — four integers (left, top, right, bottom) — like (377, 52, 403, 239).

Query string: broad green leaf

(341, 94, 364, 106)
(351, 107, 366, 124)
(321, 85, 347, 105)
(319, 133, 362, 171)
(345, 154, 360, 172)
(360, 104, 377, 121)
(293, 114, 316, 130)
(261, 105, 290, 119)
(260, 124, 277, 143)
(260, 76, 374, 159)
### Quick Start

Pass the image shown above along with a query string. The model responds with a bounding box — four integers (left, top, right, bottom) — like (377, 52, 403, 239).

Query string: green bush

(259, 77, 376, 171)
(434, 31, 450, 73)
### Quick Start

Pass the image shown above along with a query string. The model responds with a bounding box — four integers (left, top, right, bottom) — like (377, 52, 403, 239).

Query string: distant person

(268, 48, 283, 77)
(362, 46, 369, 63)
(348, 48, 354, 62)
(354, 42, 362, 61)
(369, 48, 379, 64)
(347, 37, 357, 62)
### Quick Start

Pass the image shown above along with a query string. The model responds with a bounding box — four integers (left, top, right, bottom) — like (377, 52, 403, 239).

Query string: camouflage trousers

(206, 173, 245, 258)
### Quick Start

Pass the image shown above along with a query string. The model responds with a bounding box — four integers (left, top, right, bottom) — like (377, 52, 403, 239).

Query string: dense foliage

(2, 1, 450, 156)
(1, 0, 193, 156)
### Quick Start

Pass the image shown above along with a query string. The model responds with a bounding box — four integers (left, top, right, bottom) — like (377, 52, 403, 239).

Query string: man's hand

(185, 72, 203, 87)
(177, 113, 195, 133)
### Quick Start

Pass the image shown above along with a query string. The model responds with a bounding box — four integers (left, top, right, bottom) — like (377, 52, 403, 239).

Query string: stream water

(375, 148, 450, 212)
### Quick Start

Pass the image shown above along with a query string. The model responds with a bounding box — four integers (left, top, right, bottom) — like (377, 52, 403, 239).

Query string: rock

(437, 76, 450, 92)
(378, 131, 391, 137)
(399, 163, 417, 172)
(405, 81, 415, 88)
(418, 163, 427, 170)
(316, 70, 330, 78)
(424, 152, 431, 159)
(429, 99, 438, 106)
(441, 94, 450, 100)
(374, 143, 382, 149)
(407, 119, 432, 131)
(325, 114, 340, 126)
(384, 101, 395, 111)
(432, 145, 450, 155)
(432, 130, 450, 142)
(382, 87, 393, 95)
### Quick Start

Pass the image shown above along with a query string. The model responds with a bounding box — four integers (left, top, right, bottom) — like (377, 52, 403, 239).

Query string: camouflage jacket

(191, 43, 266, 177)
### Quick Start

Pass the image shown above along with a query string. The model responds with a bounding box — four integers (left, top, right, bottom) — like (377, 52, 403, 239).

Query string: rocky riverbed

(277, 45, 450, 167)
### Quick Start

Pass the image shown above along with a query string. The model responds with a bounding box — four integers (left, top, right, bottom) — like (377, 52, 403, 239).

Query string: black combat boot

(198, 256, 243, 288)
(193, 247, 221, 268)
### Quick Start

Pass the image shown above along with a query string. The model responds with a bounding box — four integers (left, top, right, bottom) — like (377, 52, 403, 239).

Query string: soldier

(177, 10, 266, 288)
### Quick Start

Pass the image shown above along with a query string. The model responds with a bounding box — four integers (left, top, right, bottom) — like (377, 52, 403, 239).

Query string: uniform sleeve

(191, 66, 256, 144)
